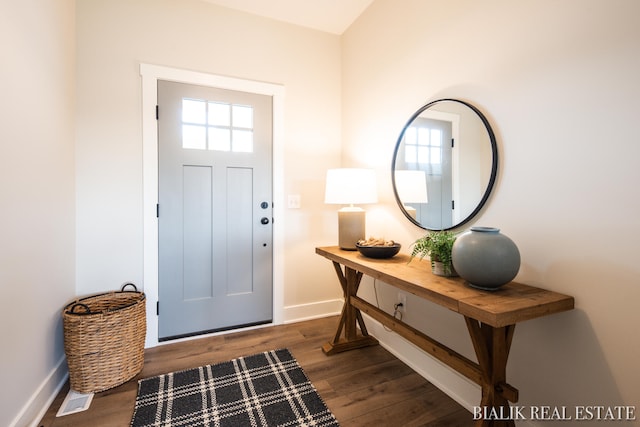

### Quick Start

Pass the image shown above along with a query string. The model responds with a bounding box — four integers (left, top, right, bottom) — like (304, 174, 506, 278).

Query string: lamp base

(338, 207, 365, 250)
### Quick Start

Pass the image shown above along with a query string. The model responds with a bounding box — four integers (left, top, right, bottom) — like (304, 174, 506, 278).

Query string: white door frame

(140, 63, 285, 348)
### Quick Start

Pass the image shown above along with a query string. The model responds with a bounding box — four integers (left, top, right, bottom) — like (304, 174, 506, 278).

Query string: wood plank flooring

(38, 316, 472, 426)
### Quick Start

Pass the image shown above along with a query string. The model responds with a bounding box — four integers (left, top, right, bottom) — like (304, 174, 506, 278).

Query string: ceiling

(199, 0, 374, 35)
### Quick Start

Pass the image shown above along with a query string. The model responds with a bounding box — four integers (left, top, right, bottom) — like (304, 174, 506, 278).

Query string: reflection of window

(404, 126, 442, 165)
(181, 99, 254, 152)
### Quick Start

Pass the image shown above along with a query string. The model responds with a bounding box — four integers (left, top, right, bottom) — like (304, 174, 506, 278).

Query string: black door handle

(261, 217, 270, 225)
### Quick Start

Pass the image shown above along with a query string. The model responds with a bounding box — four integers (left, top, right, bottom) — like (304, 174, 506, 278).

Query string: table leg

(323, 262, 379, 355)
(465, 317, 518, 427)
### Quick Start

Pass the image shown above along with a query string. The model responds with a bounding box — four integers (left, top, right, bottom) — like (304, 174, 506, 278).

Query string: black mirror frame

(391, 98, 498, 231)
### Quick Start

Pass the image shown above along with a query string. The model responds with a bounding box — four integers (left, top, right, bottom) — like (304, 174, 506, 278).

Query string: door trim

(140, 63, 285, 348)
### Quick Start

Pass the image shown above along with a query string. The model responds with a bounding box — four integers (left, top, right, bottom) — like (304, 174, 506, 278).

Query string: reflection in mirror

(392, 99, 497, 230)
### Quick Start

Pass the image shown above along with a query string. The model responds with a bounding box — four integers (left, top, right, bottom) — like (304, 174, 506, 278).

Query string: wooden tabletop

(316, 246, 574, 327)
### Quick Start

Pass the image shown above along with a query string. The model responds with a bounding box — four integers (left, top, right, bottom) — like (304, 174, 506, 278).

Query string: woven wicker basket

(63, 283, 146, 393)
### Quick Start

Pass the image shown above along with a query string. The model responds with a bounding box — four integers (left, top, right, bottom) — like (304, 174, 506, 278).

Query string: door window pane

(209, 127, 231, 151)
(430, 129, 442, 164)
(208, 102, 230, 127)
(183, 125, 206, 149)
(417, 146, 430, 164)
(431, 129, 442, 146)
(232, 105, 253, 128)
(182, 99, 206, 124)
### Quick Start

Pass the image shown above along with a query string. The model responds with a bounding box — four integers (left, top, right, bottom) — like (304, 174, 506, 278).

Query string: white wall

(75, 0, 343, 312)
(343, 0, 640, 425)
(0, 1, 76, 426)
(2, 0, 345, 424)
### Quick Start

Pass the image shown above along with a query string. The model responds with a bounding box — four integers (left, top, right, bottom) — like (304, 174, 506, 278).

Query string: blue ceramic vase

(451, 227, 520, 290)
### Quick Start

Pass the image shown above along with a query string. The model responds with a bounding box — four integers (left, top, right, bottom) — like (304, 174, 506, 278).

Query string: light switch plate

(288, 194, 301, 209)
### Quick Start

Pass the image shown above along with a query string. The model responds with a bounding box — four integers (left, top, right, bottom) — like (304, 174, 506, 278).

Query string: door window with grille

(181, 99, 255, 153)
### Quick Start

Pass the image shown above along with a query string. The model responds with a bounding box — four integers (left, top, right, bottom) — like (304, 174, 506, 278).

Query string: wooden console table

(316, 246, 574, 427)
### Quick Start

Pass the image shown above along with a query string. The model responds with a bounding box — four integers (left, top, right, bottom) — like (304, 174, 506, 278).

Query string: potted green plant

(409, 231, 458, 277)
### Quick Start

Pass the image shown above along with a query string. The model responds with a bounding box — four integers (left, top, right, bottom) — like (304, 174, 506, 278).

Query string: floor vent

(56, 389, 94, 417)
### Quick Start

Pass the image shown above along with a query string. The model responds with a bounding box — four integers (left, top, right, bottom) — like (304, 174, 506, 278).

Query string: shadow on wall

(509, 257, 639, 426)
(510, 309, 633, 426)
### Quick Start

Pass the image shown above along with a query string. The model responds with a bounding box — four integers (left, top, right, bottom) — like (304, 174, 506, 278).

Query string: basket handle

(69, 303, 92, 314)
(121, 283, 138, 292)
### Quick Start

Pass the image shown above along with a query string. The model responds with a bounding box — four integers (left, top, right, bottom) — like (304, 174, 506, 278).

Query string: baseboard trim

(364, 317, 540, 426)
(283, 298, 343, 323)
(362, 314, 481, 412)
(285, 304, 482, 413)
(284, 300, 480, 411)
(9, 355, 68, 427)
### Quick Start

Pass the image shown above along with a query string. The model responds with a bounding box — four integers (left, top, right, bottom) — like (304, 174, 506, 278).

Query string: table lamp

(394, 170, 428, 219)
(324, 168, 378, 250)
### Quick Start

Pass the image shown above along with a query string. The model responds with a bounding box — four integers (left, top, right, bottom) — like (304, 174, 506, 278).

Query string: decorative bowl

(356, 243, 401, 259)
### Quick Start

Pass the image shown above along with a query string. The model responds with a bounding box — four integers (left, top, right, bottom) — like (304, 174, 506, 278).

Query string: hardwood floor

(38, 316, 472, 426)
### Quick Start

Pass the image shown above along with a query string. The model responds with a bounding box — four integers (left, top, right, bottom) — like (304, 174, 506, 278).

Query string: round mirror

(392, 99, 497, 230)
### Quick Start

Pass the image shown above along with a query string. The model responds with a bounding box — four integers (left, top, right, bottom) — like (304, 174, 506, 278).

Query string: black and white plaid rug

(130, 348, 339, 426)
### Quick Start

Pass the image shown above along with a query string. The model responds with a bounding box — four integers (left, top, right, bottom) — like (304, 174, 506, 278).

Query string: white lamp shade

(394, 170, 428, 203)
(324, 168, 378, 205)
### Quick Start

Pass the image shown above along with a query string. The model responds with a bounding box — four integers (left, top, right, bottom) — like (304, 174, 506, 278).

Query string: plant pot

(431, 260, 457, 277)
